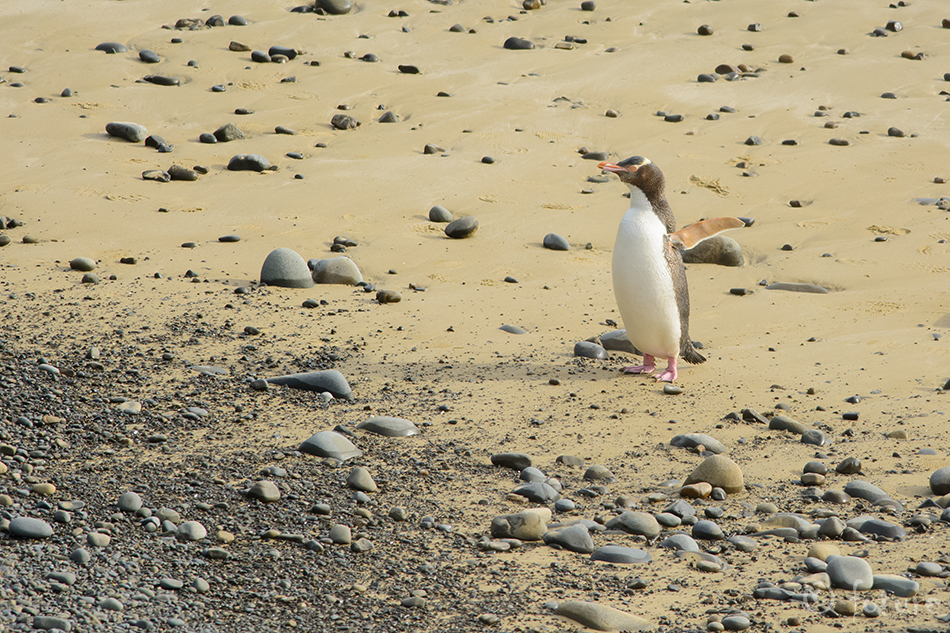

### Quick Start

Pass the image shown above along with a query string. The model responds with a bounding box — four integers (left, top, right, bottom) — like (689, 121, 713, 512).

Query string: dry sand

(2, 0, 950, 631)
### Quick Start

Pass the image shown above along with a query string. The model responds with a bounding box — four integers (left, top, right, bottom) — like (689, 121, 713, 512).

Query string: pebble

(501, 324, 527, 334)
(309, 256, 363, 285)
(260, 247, 314, 288)
(248, 480, 281, 502)
(227, 154, 272, 171)
(269, 45, 297, 60)
(347, 467, 378, 492)
(214, 122, 244, 142)
(143, 74, 180, 86)
(428, 205, 453, 222)
(721, 615, 751, 631)
(69, 257, 96, 272)
(139, 50, 160, 63)
(397, 65, 420, 74)
(331, 114, 360, 130)
(543, 233, 570, 251)
(574, 341, 607, 360)
(357, 416, 419, 437)
(661, 533, 700, 552)
(96, 42, 127, 53)
(512, 482, 561, 503)
(169, 165, 197, 181)
(697, 25, 714, 36)
(692, 519, 725, 540)
(330, 524, 352, 544)
(219, 234, 240, 242)
(492, 452, 532, 470)
(930, 466, 950, 494)
(33, 617, 74, 632)
(681, 236, 743, 267)
(318, 0, 352, 14)
(9, 517, 53, 539)
(118, 491, 143, 512)
(87, 531, 110, 546)
(444, 216, 479, 239)
(106, 121, 148, 142)
(376, 289, 401, 304)
(800, 429, 828, 446)
(843, 480, 889, 503)
(298, 430, 361, 460)
(605, 511, 660, 538)
(177, 521, 207, 541)
(871, 574, 918, 597)
(766, 282, 829, 293)
(143, 169, 170, 182)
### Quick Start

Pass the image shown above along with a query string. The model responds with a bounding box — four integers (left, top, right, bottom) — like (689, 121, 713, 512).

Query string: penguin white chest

(611, 192, 682, 359)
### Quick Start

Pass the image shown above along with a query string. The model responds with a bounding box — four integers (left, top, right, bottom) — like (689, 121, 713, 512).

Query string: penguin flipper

(670, 217, 748, 250)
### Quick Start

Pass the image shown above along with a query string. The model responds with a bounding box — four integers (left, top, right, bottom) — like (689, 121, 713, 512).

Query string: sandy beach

(2, 0, 950, 631)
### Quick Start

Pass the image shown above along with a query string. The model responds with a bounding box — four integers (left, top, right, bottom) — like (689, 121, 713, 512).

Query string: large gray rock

(543, 523, 595, 553)
(318, 0, 352, 15)
(554, 601, 653, 631)
(872, 574, 919, 597)
(930, 466, 950, 495)
(660, 533, 700, 553)
(511, 482, 560, 503)
(590, 545, 652, 564)
(843, 480, 890, 503)
(9, 517, 53, 539)
(106, 121, 148, 142)
(267, 369, 352, 399)
(248, 480, 280, 502)
(260, 247, 314, 288)
(682, 235, 743, 267)
(299, 431, 361, 461)
(826, 555, 873, 591)
(227, 154, 271, 171)
(309, 257, 363, 285)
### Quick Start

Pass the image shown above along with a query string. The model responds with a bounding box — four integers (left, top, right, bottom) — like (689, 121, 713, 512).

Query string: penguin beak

(598, 162, 636, 173)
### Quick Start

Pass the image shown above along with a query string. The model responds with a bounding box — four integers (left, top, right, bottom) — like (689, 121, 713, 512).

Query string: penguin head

(598, 156, 665, 193)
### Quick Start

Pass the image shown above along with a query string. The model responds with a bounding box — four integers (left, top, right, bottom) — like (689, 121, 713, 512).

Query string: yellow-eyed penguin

(598, 156, 749, 382)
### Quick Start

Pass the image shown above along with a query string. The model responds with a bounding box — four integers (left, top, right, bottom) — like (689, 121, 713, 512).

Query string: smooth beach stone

(661, 533, 700, 552)
(96, 42, 127, 53)
(554, 601, 652, 632)
(428, 205, 453, 222)
(199, 132, 217, 143)
(847, 517, 906, 540)
(521, 467, 546, 482)
(228, 14, 248, 25)
(670, 433, 726, 454)
(843, 480, 889, 503)
(591, 545, 651, 564)
(683, 454, 743, 494)
(378, 111, 399, 123)
(500, 324, 527, 334)
(768, 415, 807, 435)
(143, 75, 179, 86)
(584, 465, 616, 483)
(218, 234, 240, 242)
(397, 64, 420, 74)
(331, 114, 360, 130)
(318, 0, 352, 14)
(543, 523, 595, 553)
(309, 256, 363, 285)
(139, 49, 160, 63)
(268, 370, 353, 399)
(227, 154, 271, 171)
(214, 122, 244, 142)
(248, 480, 281, 502)
(356, 416, 419, 437)
(268, 45, 297, 60)
(655, 512, 681, 527)
(299, 431, 361, 460)
(930, 466, 950, 495)
(574, 341, 607, 360)
(106, 121, 148, 142)
(347, 467, 377, 492)
(177, 521, 207, 541)
(10, 517, 53, 539)
(801, 430, 828, 446)
(142, 169, 170, 182)
(915, 561, 943, 577)
(260, 247, 313, 288)
(692, 520, 724, 540)
(722, 615, 751, 631)
(835, 457, 861, 474)
(491, 452, 532, 470)
(118, 491, 143, 512)
(600, 329, 638, 354)
(69, 257, 96, 272)
(491, 509, 550, 541)
(543, 233, 570, 251)
(766, 282, 829, 293)
(504, 37, 535, 50)
(681, 236, 743, 267)
(251, 50, 271, 63)
(168, 165, 197, 181)
(604, 511, 660, 538)
(275, 125, 297, 135)
(872, 575, 918, 597)
(445, 216, 479, 239)
(512, 482, 560, 503)
(826, 555, 873, 590)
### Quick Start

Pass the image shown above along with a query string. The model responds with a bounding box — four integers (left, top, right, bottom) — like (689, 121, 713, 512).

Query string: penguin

(598, 156, 749, 382)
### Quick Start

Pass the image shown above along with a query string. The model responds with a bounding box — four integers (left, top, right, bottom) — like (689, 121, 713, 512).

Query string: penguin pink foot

(621, 354, 656, 375)
(653, 357, 678, 383)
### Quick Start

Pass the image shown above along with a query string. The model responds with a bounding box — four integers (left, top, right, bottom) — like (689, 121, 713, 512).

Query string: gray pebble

(670, 433, 726, 454)
(500, 324, 527, 334)
(106, 121, 148, 142)
(309, 256, 363, 285)
(168, 165, 197, 181)
(543, 233, 570, 251)
(445, 216, 479, 239)
(504, 37, 535, 50)
(766, 282, 829, 293)
(574, 341, 607, 360)
(491, 452, 532, 470)
(260, 247, 314, 288)
(512, 482, 560, 503)
(177, 520, 207, 541)
(661, 533, 700, 552)
(269, 370, 353, 398)
(331, 113, 360, 130)
(930, 466, 950, 494)
(248, 480, 281, 502)
(543, 523, 594, 553)
(682, 236, 743, 267)
(227, 153, 272, 171)
(139, 50, 160, 63)
(357, 416, 418, 437)
(843, 480, 889, 503)
(118, 491, 143, 512)
(428, 205, 453, 222)
(299, 430, 361, 460)
(347, 467, 378, 492)
(605, 511, 660, 538)
(692, 519, 724, 540)
(69, 257, 96, 272)
(9, 517, 53, 539)
(826, 555, 873, 590)
(214, 122, 244, 142)
(96, 42, 127, 53)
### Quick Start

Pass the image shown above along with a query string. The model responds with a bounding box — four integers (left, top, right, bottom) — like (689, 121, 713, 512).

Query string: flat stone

(872, 574, 919, 597)
(96, 42, 127, 53)
(347, 467, 378, 492)
(599, 330, 638, 354)
(846, 516, 906, 540)
(591, 545, 652, 564)
(584, 465, 617, 483)
(670, 433, 726, 454)
(768, 415, 807, 435)
(356, 416, 419, 437)
(9, 517, 53, 539)
(491, 452, 532, 470)
(260, 248, 314, 288)
(504, 37, 535, 50)
(227, 153, 271, 171)
(309, 256, 363, 285)
(843, 480, 890, 503)
(512, 482, 560, 503)
(766, 282, 829, 293)
(428, 205, 453, 222)
(267, 370, 352, 399)
(574, 341, 608, 360)
(692, 519, 725, 540)
(660, 533, 700, 553)
(299, 431, 361, 460)
(33, 617, 73, 632)
(317, 0, 352, 14)
(554, 601, 653, 631)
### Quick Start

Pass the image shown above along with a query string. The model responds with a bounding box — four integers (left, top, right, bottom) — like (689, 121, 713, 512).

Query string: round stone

(543, 233, 570, 251)
(683, 455, 743, 494)
(930, 466, 950, 495)
(106, 121, 147, 142)
(826, 555, 873, 590)
(329, 524, 352, 544)
(504, 37, 535, 50)
(605, 511, 660, 538)
(347, 467, 378, 492)
(96, 42, 128, 53)
(574, 341, 608, 360)
(177, 521, 207, 541)
(70, 256, 96, 272)
(309, 256, 363, 285)
(445, 216, 479, 239)
(260, 248, 314, 288)
(227, 154, 271, 171)
(248, 480, 281, 502)
(299, 430, 361, 460)
(428, 205, 453, 222)
(118, 491, 143, 512)
(692, 519, 724, 540)
(318, 0, 352, 14)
